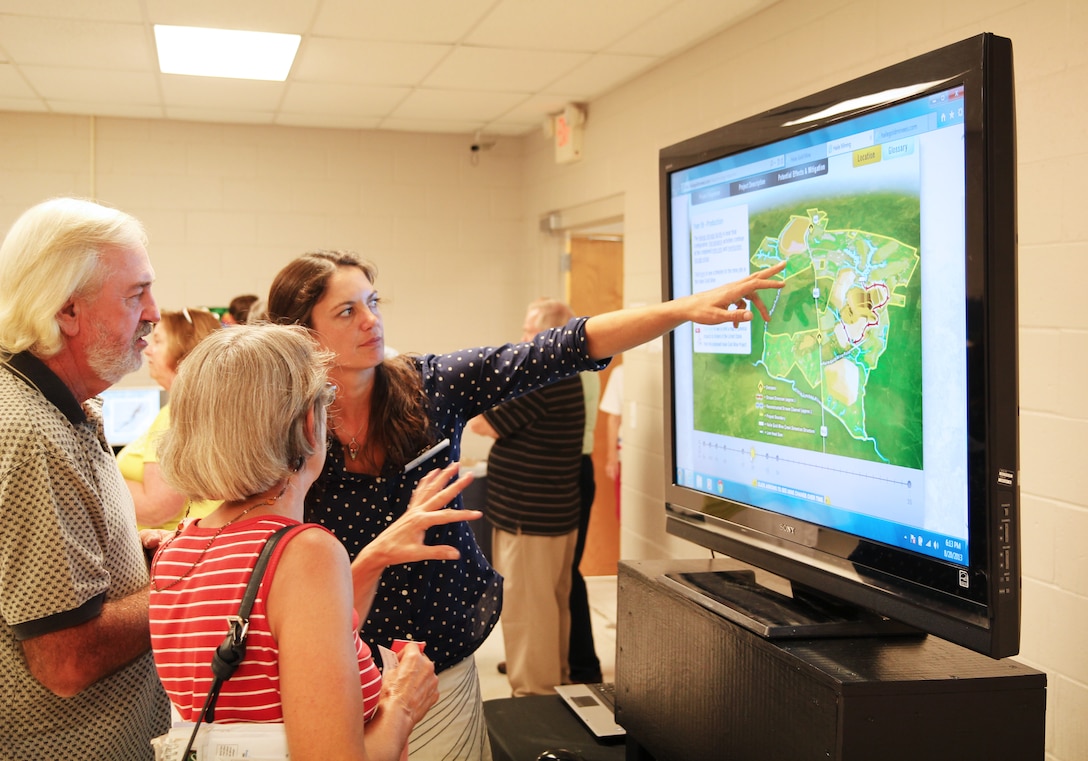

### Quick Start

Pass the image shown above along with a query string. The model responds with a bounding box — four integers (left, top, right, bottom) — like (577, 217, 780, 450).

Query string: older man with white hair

(0, 197, 170, 760)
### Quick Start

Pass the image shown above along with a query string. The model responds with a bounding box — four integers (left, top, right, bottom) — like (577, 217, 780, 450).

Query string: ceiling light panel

(154, 25, 301, 81)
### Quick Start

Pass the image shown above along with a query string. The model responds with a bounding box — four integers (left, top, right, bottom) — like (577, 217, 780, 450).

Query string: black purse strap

(182, 524, 296, 759)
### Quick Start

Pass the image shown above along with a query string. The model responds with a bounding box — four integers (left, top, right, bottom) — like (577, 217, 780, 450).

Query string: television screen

(100, 387, 164, 447)
(660, 33, 1018, 658)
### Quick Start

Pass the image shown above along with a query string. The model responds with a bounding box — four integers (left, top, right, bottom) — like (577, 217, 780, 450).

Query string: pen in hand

(403, 438, 452, 473)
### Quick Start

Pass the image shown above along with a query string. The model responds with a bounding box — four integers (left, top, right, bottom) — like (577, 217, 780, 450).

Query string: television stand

(660, 569, 922, 639)
(616, 558, 1046, 761)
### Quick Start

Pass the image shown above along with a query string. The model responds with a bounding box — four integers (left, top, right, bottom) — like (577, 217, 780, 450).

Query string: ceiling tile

(311, 0, 495, 43)
(0, 96, 47, 112)
(465, 0, 675, 52)
(493, 93, 580, 123)
(543, 53, 659, 100)
(280, 81, 409, 118)
(143, 0, 319, 33)
(0, 63, 37, 99)
(0, 16, 152, 70)
(164, 106, 275, 125)
(293, 38, 451, 86)
(392, 88, 527, 122)
(484, 120, 545, 136)
(0, 1, 142, 23)
(21, 66, 159, 104)
(160, 75, 285, 110)
(49, 100, 165, 119)
(275, 112, 381, 130)
(378, 117, 489, 134)
(0, 0, 770, 135)
(608, 0, 775, 56)
(424, 47, 589, 93)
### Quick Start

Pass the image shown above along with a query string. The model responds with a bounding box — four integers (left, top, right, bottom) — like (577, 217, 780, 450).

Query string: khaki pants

(492, 527, 578, 696)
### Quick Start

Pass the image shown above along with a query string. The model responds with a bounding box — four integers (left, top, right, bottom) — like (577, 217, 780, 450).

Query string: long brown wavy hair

(266, 250, 433, 469)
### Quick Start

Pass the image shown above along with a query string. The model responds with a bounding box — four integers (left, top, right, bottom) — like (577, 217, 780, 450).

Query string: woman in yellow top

(117, 307, 221, 530)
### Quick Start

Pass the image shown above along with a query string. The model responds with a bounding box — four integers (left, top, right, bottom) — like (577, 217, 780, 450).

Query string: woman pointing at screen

(265, 250, 785, 760)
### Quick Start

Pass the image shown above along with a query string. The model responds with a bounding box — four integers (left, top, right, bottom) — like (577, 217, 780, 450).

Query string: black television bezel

(659, 33, 1019, 658)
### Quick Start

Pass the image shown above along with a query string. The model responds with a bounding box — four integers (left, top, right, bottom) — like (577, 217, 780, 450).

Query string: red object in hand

(391, 639, 426, 655)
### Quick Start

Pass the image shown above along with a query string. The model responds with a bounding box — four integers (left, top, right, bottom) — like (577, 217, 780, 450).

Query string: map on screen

(695, 205, 921, 469)
(668, 85, 968, 564)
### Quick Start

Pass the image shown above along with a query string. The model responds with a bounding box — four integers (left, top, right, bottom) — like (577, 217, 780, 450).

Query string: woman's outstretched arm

(583, 260, 787, 360)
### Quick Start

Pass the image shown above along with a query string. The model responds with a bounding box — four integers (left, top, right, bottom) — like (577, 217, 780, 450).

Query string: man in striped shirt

(469, 299, 587, 697)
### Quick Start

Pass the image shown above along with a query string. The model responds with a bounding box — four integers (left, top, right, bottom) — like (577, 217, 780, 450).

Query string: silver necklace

(335, 418, 367, 461)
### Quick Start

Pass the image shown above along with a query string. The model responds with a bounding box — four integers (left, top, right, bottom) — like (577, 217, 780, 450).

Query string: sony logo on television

(778, 523, 797, 536)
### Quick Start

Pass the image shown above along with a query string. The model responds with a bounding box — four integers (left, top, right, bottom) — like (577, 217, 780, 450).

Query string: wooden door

(568, 235, 623, 576)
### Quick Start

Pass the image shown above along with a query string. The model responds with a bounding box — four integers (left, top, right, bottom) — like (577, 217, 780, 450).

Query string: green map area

(694, 198, 924, 468)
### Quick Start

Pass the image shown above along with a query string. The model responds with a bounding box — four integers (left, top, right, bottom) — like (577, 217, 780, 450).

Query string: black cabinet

(616, 558, 1046, 761)
(484, 695, 626, 761)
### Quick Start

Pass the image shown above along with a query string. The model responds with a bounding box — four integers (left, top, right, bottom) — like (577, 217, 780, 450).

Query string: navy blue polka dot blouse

(304, 317, 609, 673)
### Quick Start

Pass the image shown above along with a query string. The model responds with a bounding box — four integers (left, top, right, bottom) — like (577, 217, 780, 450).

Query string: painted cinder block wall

(0, 116, 534, 366)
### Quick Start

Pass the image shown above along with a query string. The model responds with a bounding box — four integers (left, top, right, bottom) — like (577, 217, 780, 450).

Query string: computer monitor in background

(100, 387, 164, 448)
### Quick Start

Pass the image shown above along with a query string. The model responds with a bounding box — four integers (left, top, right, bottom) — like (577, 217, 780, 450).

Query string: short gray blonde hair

(527, 297, 575, 332)
(0, 197, 147, 359)
(159, 324, 333, 502)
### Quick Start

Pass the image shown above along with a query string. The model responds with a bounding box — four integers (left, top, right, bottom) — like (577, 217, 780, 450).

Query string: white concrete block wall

(0, 116, 534, 390)
(522, 0, 1085, 757)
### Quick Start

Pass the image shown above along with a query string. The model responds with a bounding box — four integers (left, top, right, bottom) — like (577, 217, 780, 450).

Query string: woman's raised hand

(688, 259, 788, 327)
(353, 462, 480, 572)
(583, 259, 789, 359)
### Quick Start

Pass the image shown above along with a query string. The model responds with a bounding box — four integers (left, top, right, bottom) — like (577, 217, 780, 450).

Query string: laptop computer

(554, 682, 625, 740)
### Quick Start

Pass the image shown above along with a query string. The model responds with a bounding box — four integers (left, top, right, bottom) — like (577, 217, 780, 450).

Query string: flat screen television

(660, 33, 1019, 658)
(100, 386, 165, 448)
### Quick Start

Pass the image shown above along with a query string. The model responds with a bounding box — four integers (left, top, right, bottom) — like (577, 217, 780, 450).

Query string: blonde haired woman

(149, 324, 479, 761)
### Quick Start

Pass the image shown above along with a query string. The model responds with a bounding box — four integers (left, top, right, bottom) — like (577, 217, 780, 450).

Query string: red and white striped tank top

(149, 516, 382, 723)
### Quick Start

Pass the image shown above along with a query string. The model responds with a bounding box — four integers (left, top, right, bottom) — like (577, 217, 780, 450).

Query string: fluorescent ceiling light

(154, 25, 301, 82)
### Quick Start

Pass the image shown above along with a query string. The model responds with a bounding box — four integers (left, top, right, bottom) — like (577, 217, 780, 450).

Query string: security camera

(470, 132, 495, 154)
(468, 134, 496, 164)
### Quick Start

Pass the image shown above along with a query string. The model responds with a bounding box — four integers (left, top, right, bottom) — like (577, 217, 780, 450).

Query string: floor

(475, 575, 618, 701)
